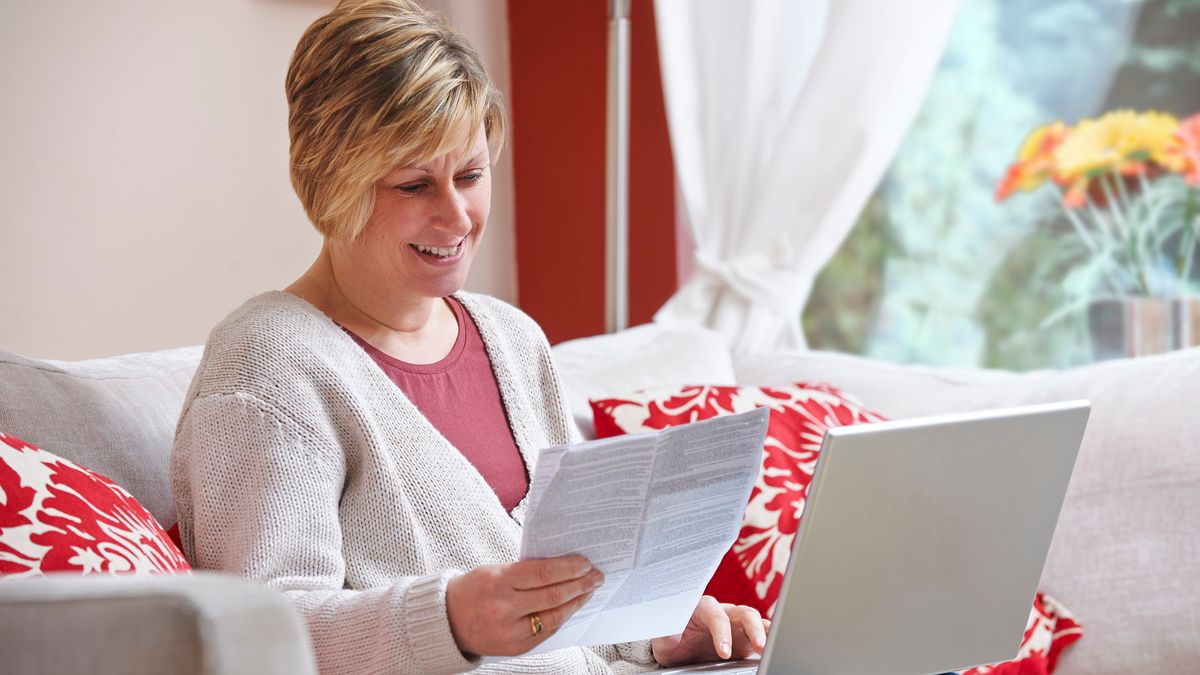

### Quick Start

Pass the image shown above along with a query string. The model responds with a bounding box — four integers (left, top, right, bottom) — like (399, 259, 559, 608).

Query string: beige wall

(0, 0, 516, 360)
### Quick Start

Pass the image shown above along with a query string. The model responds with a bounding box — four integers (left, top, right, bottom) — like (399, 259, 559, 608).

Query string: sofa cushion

(0, 347, 203, 527)
(735, 348, 1200, 675)
(0, 433, 190, 576)
(591, 382, 886, 616)
(552, 323, 737, 439)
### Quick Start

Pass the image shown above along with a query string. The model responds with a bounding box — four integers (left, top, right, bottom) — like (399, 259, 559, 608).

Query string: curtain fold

(653, 0, 961, 353)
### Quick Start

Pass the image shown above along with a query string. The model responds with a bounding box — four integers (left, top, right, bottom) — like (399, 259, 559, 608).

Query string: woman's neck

(285, 246, 458, 364)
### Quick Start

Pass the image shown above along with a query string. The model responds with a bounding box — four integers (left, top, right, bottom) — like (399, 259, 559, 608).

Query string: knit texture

(171, 291, 656, 674)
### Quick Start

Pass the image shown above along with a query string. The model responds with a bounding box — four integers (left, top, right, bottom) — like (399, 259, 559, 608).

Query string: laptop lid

(750, 400, 1090, 675)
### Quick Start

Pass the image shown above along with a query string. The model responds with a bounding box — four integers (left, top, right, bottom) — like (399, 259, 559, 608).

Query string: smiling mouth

(410, 242, 463, 259)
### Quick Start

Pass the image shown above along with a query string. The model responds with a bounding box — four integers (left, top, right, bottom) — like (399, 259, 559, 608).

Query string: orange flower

(995, 122, 1069, 201)
(1165, 113, 1200, 185)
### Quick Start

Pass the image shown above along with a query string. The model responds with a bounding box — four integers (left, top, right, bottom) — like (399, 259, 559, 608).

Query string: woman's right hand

(445, 555, 604, 657)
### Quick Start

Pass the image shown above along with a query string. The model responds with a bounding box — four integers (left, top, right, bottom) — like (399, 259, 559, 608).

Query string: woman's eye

(458, 171, 484, 184)
(394, 182, 428, 195)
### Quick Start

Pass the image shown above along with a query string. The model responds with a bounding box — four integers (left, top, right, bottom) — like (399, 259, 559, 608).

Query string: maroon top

(345, 297, 529, 512)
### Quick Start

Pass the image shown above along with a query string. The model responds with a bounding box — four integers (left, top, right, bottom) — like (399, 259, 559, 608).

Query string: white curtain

(653, 0, 961, 354)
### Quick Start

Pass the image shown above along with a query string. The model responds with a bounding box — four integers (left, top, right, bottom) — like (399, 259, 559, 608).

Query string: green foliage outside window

(803, 0, 1200, 370)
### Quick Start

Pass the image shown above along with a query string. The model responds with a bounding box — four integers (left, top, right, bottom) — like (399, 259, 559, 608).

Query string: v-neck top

(170, 290, 652, 674)
(343, 296, 529, 511)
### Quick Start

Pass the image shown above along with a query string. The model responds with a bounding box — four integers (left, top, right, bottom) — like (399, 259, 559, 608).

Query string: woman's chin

(393, 257, 467, 297)
(414, 274, 469, 300)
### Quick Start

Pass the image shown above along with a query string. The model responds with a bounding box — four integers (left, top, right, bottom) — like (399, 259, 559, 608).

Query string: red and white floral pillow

(591, 383, 1082, 674)
(592, 382, 885, 615)
(0, 432, 190, 576)
(963, 592, 1082, 675)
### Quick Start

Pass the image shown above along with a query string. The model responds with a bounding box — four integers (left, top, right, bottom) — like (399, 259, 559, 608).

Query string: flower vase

(1087, 296, 1200, 360)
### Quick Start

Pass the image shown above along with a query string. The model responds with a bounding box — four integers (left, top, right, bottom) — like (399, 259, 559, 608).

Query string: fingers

(693, 596, 733, 659)
(504, 557, 602, 650)
(526, 582, 597, 642)
(508, 555, 592, 590)
(520, 568, 603, 645)
(522, 568, 604, 613)
(445, 558, 608, 658)
(651, 599, 772, 667)
(726, 605, 766, 658)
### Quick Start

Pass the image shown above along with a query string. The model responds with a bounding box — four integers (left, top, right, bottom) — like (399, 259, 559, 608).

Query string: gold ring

(529, 613, 544, 637)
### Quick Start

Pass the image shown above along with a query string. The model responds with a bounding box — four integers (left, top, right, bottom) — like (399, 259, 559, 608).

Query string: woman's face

(343, 128, 492, 302)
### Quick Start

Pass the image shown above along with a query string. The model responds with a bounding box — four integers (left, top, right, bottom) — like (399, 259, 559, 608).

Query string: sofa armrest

(0, 572, 317, 675)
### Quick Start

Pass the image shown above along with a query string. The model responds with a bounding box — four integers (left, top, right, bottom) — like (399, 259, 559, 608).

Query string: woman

(171, 1, 768, 672)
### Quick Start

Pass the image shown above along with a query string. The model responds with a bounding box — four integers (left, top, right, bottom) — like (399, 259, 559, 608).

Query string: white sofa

(554, 324, 1200, 674)
(1, 323, 1197, 673)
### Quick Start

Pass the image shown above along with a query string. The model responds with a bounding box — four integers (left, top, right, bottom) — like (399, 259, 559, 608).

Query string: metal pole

(606, 0, 631, 333)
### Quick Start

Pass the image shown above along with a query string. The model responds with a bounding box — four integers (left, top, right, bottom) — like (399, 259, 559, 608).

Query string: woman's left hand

(650, 595, 771, 667)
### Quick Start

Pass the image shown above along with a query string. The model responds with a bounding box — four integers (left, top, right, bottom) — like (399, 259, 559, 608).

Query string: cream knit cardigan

(171, 291, 656, 674)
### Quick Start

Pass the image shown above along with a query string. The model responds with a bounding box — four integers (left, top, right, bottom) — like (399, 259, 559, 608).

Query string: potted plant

(996, 110, 1200, 358)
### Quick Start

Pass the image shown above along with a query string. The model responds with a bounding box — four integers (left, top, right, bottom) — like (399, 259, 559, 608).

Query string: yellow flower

(1128, 110, 1180, 167)
(1055, 110, 1178, 179)
(1053, 110, 1178, 208)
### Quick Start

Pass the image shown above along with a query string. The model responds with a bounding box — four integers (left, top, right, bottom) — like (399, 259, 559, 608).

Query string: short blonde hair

(286, 0, 506, 240)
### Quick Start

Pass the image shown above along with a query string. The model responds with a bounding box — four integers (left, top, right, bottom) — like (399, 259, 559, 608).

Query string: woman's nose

(432, 186, 473, 236)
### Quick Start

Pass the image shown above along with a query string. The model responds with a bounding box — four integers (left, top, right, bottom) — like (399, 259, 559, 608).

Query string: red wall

(507, 0, 677, 344)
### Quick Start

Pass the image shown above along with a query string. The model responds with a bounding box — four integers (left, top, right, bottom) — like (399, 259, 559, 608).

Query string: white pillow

(552, 323, 736, 439)
(0, 346, 203, 526)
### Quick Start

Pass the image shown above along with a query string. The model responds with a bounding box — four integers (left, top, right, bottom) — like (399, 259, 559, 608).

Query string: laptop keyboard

(656, 662, 759, 674)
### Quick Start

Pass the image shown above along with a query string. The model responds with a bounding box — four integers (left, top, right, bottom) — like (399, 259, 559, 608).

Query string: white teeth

(414, 243, 459, 257)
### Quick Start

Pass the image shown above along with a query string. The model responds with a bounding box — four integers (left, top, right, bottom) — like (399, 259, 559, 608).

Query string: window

(803, 0, 1200, 370)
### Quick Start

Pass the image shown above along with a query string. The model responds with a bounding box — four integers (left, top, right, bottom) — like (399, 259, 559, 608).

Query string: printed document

(519, 407, 769, 655)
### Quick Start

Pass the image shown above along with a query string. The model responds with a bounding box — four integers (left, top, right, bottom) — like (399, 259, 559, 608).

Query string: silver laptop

(662, 400, 1090, 675)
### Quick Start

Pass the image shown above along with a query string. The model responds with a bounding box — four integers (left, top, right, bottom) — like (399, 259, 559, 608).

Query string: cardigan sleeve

(171, 392, 479, 675)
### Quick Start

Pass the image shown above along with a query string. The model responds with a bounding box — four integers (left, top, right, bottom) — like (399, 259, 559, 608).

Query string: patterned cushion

(0, 432, 190, 576)
(591, 382, 885, 614)
(964, 593, 1082, 674)
(591, 383, 1082, 674)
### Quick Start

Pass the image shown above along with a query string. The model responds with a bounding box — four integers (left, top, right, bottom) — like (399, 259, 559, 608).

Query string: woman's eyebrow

(389, 149, 488, 177)
(459, 151, 488, 168)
